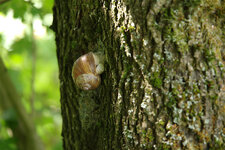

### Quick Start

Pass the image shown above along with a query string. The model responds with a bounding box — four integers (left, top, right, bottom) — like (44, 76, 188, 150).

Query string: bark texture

(52, 0, 225, 149)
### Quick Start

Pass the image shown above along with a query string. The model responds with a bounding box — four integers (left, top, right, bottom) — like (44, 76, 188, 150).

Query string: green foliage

(11, 36, 32, 55)
(0, 116, 17, 150)
(0, 0, 62, 150)
(0, 0, 27, 20)
(0, 0, 54, 20)
(42, 0, 54, 14)
(0, 138, 17, 150)
(2, 109, 18, 129)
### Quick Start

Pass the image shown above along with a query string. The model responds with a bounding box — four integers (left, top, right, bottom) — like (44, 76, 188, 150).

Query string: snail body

(72, 52, 104, 90)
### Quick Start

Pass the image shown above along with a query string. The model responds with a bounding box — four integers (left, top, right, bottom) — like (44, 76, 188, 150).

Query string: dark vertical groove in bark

(53, 0, 225, 149)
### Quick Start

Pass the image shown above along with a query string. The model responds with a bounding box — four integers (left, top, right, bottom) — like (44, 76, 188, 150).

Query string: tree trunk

(52, 0, 225, 149)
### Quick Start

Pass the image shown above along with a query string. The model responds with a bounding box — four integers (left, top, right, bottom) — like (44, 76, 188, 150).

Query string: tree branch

(0, 0, 10, 5)
(0, 57, 44, 150)
(29, 17, 37, 118)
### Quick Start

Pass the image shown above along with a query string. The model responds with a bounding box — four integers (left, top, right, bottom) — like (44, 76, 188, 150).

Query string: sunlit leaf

(42, 0, 54, 14)
(0, 0, 28, 20)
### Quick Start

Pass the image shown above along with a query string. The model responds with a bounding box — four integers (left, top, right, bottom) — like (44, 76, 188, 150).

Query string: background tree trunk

(0, 58, 44, 150)
(52, 0, 225, 149)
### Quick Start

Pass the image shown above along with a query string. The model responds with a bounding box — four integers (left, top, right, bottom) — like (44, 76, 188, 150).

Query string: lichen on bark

(112, 0, 225, 149)
(53, 0, 225, 149)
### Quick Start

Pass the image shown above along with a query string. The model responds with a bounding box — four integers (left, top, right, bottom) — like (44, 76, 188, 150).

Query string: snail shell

(72, 52, 104, 90)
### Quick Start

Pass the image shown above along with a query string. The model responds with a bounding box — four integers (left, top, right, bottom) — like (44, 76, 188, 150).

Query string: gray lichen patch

(110, 0, 225, 149)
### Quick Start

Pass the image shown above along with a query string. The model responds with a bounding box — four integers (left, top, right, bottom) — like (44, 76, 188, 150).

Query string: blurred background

(0, 0, 62, 150)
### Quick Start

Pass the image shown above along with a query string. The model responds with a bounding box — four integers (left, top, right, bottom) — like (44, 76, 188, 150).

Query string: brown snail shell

(72, 52, 103, 90)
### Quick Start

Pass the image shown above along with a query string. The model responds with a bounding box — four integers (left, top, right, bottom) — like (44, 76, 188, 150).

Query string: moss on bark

(53, 0, 225, 149)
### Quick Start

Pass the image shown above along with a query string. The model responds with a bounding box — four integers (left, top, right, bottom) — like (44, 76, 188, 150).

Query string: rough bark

(52, 0, 225, 149)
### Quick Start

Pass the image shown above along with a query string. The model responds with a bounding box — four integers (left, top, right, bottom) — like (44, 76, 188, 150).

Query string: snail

(72, 52, 104, 90)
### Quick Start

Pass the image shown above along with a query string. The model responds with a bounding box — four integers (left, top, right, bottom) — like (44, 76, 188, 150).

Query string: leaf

(10, 36, 32, 55)
(41, 0, 54, 14)
(12, 0, 28, 20)
(30, 6, 41, 16)
(0, 0, 28, 20)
